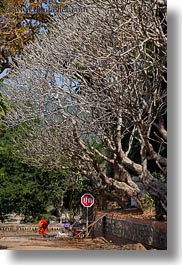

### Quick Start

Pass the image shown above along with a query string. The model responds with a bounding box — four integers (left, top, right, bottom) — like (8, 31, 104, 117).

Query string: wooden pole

(74, 213, 107, 238)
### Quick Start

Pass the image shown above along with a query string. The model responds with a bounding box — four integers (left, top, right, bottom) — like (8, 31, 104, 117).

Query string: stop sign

(81, 193, 94, 207)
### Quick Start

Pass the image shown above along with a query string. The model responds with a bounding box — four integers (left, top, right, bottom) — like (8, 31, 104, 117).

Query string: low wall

(93, 213, 167, 250)
(0, 224, 61, 232)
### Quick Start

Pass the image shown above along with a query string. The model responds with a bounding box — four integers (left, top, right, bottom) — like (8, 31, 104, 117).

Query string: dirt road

(0, 235, 122, 250)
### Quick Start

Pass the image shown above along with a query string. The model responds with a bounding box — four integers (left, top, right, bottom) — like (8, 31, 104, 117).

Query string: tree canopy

(0, 127, 89, 222)
(0, 0, 52, 72)
(4, 0, 167, 220)
(0, 0, 97, 222)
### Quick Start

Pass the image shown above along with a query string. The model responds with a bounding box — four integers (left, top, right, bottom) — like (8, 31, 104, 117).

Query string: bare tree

(4, 0, 167, 218)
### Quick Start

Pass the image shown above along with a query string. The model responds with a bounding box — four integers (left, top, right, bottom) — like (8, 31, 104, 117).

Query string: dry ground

(0, 235, 123, 250)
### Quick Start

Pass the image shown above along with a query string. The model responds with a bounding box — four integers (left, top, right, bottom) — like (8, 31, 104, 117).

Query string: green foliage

(89, 139, 107, 167)
(0, 126, 89, 222)
(0, 0, 4, 10)
(0, 131, 46, 219)
(143, 192, 154, 210)
(0, 138, 51, 221)
(0, 91, 8, 138)
(0, 92, 9, 119)
(153, 171, 166, 183)
(127, 139, 141, 164)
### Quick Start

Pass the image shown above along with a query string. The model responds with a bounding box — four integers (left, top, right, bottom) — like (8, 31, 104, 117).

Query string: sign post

(81, 193, 94, 237)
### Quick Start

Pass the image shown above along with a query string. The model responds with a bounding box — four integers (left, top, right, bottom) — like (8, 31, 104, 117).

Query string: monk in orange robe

(38, 218, 49, 237)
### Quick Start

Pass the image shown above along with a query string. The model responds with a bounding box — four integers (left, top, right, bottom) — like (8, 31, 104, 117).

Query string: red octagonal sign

(81, 193, 94, 207)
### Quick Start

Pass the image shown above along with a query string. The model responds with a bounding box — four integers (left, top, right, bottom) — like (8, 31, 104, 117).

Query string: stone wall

(93, 213, 167, 250)
(0, 224, 61, 232)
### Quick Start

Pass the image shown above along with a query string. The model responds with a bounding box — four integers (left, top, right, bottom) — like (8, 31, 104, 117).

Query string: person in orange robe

(38, 218, 49, 237)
